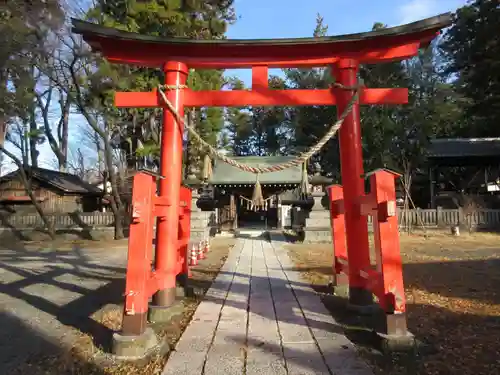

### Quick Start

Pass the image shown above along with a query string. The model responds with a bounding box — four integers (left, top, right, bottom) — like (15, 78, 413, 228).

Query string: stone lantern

(184, 155, 217, 212)
(183, 174, 215, 242)
(308, 162, 333, 210)
(303, 163, 334, 243)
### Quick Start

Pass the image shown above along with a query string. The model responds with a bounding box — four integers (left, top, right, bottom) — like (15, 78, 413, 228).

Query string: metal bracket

(131, 202, 143, 223)
(332, 199, 345, 216)
(378, 200, 397, 221)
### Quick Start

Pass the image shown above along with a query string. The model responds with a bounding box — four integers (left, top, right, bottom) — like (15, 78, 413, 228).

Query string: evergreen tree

(85, 0, 235, 174)
(284, 14, 339, 178)
(360, 24, 464, 205)
(441, 0, 500, 136)
(224, 78, 253, 156)
(224, 76, 290, 156)
(185, 69, 226, 178)
(250, 76, 290, 156)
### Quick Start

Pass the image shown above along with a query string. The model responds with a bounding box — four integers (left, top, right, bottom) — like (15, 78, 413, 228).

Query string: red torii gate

(73, 13, 450, 349)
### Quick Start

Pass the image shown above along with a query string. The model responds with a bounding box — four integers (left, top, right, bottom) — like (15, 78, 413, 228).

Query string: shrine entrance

(237, 199, 270, 229)
(207, 156, 303, 231)
(72, 13, 451, 355)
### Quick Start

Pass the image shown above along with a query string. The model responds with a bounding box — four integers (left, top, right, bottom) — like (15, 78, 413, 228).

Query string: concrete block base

(346, 287, 377, 315)
(176, 285, 195, 298)
(302, 228, 332, 243)
(147, 301, 185, 323)
(111, 327, 158, 360)
(332, 283, 350, 299)
(347, 302, 380, 316)
(378, 331, 416, 353)
(176, 273, 195, 299)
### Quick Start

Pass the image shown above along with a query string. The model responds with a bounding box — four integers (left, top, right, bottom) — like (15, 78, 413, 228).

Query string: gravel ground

(0, 236, 235, 375)
(0, 242, 128, 374)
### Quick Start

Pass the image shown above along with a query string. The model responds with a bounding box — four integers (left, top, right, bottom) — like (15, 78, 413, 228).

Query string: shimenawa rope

(157, 82, 360, 174)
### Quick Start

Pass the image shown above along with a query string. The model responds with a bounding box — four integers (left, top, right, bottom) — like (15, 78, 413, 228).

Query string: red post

(178, 187, 192, 291)
(122, 173, 156, 336)
(327, 185, 348, 291)
(370, 170, 407, 335)
(333, 59, 372, 306)
(153, 62, 188, 307)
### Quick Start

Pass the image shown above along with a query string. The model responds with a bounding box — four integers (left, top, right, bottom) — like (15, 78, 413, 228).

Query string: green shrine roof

(209, 156, 303, 185)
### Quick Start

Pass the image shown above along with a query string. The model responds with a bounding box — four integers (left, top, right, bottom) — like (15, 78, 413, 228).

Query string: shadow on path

(0, 244, 127, 366)
(0, 310, 107, 375)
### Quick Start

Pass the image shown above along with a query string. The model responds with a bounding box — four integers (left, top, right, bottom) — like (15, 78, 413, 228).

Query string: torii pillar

(334, 59, 372, 306)
(152, 62, 188, 308)
(71, 13, 452, 351)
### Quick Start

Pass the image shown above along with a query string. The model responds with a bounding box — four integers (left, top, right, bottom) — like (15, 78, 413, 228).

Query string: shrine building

(206, 156, 303, 231)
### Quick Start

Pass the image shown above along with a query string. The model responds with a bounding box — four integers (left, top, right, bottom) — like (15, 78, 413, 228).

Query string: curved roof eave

(72, 13, 452, 68)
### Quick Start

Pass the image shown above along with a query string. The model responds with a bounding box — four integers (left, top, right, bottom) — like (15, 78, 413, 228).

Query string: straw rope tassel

(251, 172, 265, 210)
(202, 154, 212, 181)
(299, 160, 310, 198)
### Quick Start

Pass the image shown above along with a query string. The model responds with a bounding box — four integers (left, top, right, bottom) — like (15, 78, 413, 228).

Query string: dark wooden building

(0, 167, 103, 214)
(208, 156, 302, 231)
(427, 138, 500, 208)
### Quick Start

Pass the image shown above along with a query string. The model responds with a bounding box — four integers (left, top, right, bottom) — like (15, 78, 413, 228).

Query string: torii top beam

(72, 14, 451, 69)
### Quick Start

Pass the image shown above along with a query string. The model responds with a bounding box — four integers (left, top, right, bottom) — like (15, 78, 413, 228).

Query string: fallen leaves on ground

(13, 237, 235, 375)
(286, 231, 500, 375)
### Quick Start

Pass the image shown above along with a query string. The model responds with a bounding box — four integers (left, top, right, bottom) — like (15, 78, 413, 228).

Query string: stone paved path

(162, 237, 373, 375)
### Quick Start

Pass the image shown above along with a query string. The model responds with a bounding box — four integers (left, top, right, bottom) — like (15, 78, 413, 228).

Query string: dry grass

(286, 231, 500, 375)
(13, 237, 235, 375)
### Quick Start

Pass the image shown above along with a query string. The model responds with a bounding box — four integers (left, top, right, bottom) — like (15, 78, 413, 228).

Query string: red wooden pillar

(121, 173, 156, 336)
(178, 187, 192, 290)
(153, 62, 188, 307)
(370, 170, 407, 335)
(327, 185, 348, 292)
(333, 59, 372, 306)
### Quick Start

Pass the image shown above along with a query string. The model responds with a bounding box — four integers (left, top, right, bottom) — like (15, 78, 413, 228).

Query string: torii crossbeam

(73, 13, 451, 348)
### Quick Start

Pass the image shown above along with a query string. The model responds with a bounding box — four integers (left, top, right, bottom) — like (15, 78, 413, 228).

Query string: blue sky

(225, 0, 467, 85)
(2, 0, 468, 174)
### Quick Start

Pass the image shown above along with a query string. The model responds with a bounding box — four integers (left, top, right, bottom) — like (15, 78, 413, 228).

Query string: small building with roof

(207, 156, 304, 231)
(427, 138, 500, 208)
(0, 166, 103, 214)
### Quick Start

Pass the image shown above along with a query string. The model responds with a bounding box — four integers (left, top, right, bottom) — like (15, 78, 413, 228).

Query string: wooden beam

(252, 66, 268, 90)
(101, 40, 424, 69)
(116, 88, 408, 108)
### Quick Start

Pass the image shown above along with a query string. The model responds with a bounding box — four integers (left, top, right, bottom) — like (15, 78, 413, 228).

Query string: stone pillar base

(377, 331, 416, 353)
(346, 287, 378, 315)
(147, 301, 186, 323)
(111, 327, 158, 360)
(302, 228, 332, 243)
(331, 283, 349, 299)
(176, 273, 193, 297)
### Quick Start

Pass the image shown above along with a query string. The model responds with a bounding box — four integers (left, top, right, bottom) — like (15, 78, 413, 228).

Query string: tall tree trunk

(0, 116, 6, 175)
(103, 129, 125, 240)
(58, 93, 69, 172)
(29, 109, 39, 168)
(22, 122, 29, 166)
(38, 87, 70, 172)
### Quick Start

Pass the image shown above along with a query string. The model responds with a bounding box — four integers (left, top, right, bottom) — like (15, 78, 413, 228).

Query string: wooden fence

(3, 208, 500, 231)
(0, 212, 116, 230)
(289, 207, 500, 231)
(367, 208, 500, 229)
